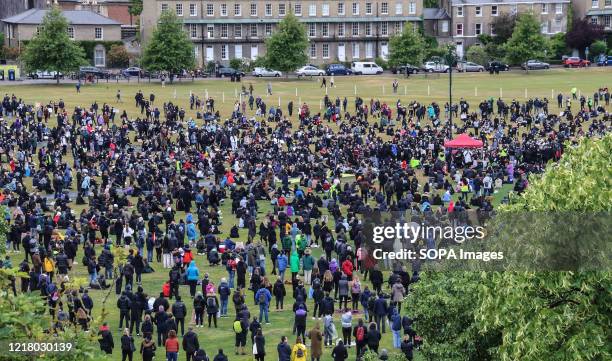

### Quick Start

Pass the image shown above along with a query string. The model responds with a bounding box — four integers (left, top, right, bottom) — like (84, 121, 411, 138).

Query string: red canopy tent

(444, 133, 484, 149)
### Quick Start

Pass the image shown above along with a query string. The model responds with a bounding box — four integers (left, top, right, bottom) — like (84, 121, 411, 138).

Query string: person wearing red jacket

(342, 258, 354, 281)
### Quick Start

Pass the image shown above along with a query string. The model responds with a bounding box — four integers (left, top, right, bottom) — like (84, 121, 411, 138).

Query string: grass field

(3, 67, 610, 361)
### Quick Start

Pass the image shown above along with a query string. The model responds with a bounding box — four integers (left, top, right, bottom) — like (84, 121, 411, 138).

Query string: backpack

(233, 320, 243, 333)
(170, 269, 180, 283)
(295, 308, 306, 317)
(43, 258, 54, 273)
(258, 290, 267, 304)
(207, 297, 216, 308)
(356, 326, 365, 342)
(296, 347, 304, 358)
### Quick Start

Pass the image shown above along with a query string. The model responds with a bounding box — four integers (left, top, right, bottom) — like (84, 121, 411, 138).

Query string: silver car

(252, 67, 282, 77)
(458, 61, 485, 72)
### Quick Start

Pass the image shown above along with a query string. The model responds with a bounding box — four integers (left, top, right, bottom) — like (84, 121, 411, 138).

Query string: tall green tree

(264, 12, 308, 75)
(466, 45, 489, 66)
(388, 25, 427, 73)
(20, 6, 87, 84)
(141, 10, 195, 82)
(503, 13, 549, 71)
(129, 0, 143, 16)
(490, 12, 516, 44)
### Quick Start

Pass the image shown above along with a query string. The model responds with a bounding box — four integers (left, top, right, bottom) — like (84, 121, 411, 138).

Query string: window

(352, 43, 359, 59)
(95, 27, 103, 40)
(365, 42, 373, 58)
(338, 23, 345, 37)
(36, 26, 42, 35)
(221, 4, 227, 16)
(161, 3, 168, 11)
(67, 27, 74, 39)
(309, 4, 316, 16)
(234, 4, 241, 15)
(176, 3, 183, 16)
(541, 22, 549, 33)
(250, 3, 257, 16)
(207, 25, 214, 38)
(279, 4, 286, 16)
(457, 6, 463, 17)
(235, 45, 242, 58)
(475, 6, 481, 16)
(491, 5, 498, 16)
(295, 4, 302, 16)
(365, 3, 372, 15)
(541, 4, 548, 14)
(394, 22, 402, 34)
(606, 0, 612, 7)
(309, 23, 316, 37)
(310, 43, 316, 58)
(322, 23, 329, 37)
(365, 22, 372, 36)
(395, 3, 402, 15)
(456, 23, 463, 36)
(381, 22, 388, 36)
(442, 21, 449, 33)
(265, 23, 272, 35)
(250, 44, 258, 60)
(207, 4, 214, 16)
(206, 46, 214, 61)
(194, 45, 199, 58)
(592, 0, 599, 7)
(234, 24, 242, 37)
(490, 23, 495, 36)
(338, 3, 345, 15)
(352, 2, 359, 15)
(190, 4, 197, 16)
(555, 4, 563, 14)
(604, 15, 611, 28)
(250, 24, 258, 37)
(381, 2, 388, 14)
(323, 44, 329, 58)
(591, 17, 598, 25)
(265, 3, 272, 16)
(190, 24, 198, 38)
(475, 23, 482, 35)
(94, 48, 105, 67)
(221, 44, 228, 60)
(409, 1, 416, 14)
(352, 22, 359, 36)
(221, 24, 228, 38)
(322, 3, 329, 16)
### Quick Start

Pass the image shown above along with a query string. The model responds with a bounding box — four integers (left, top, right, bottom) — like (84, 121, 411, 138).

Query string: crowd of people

(0, 79, 609, 361)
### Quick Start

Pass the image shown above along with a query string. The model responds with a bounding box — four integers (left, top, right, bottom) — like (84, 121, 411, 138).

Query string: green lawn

(4, 67, 610, 361)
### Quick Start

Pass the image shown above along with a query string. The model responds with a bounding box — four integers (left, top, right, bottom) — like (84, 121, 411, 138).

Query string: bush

(466, 45, 489, 65)
(590, 40, 607, 58)
(229, 58, 243, 70)
(375, 57, 388, 69)
(107, 44, 129, 68)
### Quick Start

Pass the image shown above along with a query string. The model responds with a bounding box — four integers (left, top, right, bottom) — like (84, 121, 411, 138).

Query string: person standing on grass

(206, 292, 219, 328)
(253, 328, 266, 361)
(291, 337, 307, 361)
(332, 340, 348, 361)
(255, 284, 272, 324)
(308, 323, 323, 361)
(165, 330, 180, 361)
(277, 336, 291, 361)
(193, 292, 206, 327)
(182, 327, 200, 361)
(140, 336, 156, 361)
(171, 296, 187, 336)
(120, 328, 135, 361)
(186, 260, 200, 298)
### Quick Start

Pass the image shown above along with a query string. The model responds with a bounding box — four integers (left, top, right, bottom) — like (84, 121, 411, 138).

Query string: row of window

(455, 19, 563, 36)
(590, 15, 612, 28)
(456, 3, 563, 17)
(60, 27, 103, 40)
(164, 2, 417, 17)
(591, 0, 612, 8)
(188, 22, 403, 39)
(195, 42, 384, 61)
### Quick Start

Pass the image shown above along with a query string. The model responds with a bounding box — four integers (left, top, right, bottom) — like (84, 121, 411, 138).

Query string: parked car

(79, 66, 110, 78)
(326, 64, 353, 75)
(29, 70, 63, 79)
(296, 65, 325, 77)
(252, 67, 282, 77)
(216, 66, 245, 78)
(122, 67, 143, 77)
(596, 55, 612, 66)
(521, 60, 550, 70)
(422, 61, 449, 73)
(350, 62, 384, 75)
(485, 61, 510, 71)
(563, 57, 590, 67)
(457, 61, 485, 72)
(391, 64, 420, 75)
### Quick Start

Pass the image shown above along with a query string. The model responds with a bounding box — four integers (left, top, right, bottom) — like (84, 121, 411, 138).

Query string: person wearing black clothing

(153, 293, 170, 315)
(400, 335, 414, 361)
(169, 265, 182, 300)
(373, 294, 388, 334)
(206, 294, 219, 328)
(98, 323, 114, 354)
(277, 336, 291, 361)
(154, 308, 168, 346)
(332, 340, 348, 361)
(117, 291, 132, 330)
(366, 323, 381, 354)
(254, 329, 266, 361)
(131, 253, 145, 285)
(140, 336, 156, 361)
(130, 286, 146, 336)
(120, 329, 135, 361)
(214, 349, 229, 361)
(193, 349, 209, 361)
(194, 292, 206, 327)
(273, 278, 286, 310)
(183, 327, 200, 361)
(369, 268, 383, 295)
(172, 296, 187, 336)
(141, 314, 154, 340)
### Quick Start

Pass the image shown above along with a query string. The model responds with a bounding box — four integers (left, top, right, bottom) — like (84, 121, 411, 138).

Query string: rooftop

(451, 0, 570, 5)
(423, 8, 451, 20)
(2, 8, 121, 25)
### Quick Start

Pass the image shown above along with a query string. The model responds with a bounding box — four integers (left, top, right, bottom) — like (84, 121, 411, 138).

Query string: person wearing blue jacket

(186, 261, 200, 297)
(186, 215, 197, 243)
(373, 294, 388, 333)
(255, 287, 272, 324)
(359, 286, 372, 321)
(276, 252, 288, 282)
(390, 307, 402, 348)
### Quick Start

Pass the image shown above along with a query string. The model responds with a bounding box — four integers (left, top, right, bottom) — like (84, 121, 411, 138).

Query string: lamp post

(444, 44, 457, 138)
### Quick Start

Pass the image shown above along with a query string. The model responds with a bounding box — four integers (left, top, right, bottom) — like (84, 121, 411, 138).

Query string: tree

(466, 45, 489, 65)
(107, 44, 130, 68)
(490, 12, 516, 44)
(0, 32, 4, 58)
(264, 12, 308, 75)
(549, 32, 569, 59)
(589, 40, 607, 58)
(566, 17, 604, 57)
(388, 25, 427, 73)
(423, 0, 438, 7)
(503, 13, 549, 70)
(141, 10, 195, 82)
(20, 6, 87, 84)
(129, 0, 143, 16)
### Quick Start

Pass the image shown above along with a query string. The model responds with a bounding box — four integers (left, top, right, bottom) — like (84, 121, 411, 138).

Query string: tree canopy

(20, 6, 87, 84)
(141, 10, 195, 80)
(566, 17, 604, 56)
(490, 13, 516, 44)
(388, 25, 427, 68)
(264, 12, 309, 74)
(503, 13, 549, 68)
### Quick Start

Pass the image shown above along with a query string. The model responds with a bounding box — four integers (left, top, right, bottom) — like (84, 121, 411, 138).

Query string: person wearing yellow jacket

(291, 337, 307, 361)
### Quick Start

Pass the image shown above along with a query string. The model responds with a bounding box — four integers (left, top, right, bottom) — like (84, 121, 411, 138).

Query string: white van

(351, 62, 384, 75)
